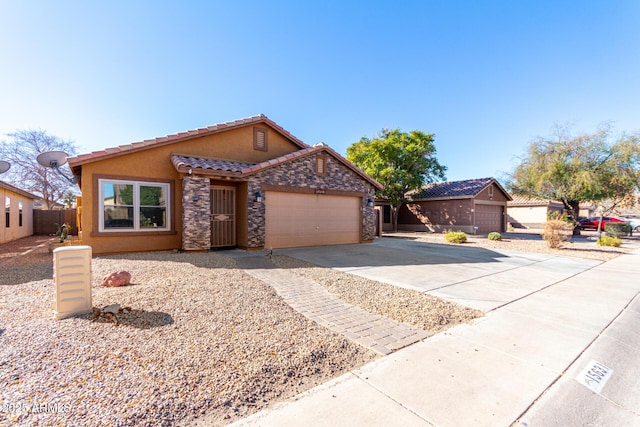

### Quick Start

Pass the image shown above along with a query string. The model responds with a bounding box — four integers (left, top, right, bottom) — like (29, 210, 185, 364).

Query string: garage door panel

(475, 204, 503, 234)
(265, 192, 360, 248)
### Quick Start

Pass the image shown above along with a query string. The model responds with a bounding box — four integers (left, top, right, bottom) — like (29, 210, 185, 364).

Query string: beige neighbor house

(507, 195, 565, 229)
(67, 115, 383, 255)
(395, 177, 511, 234)
(1, 181, 37, 244)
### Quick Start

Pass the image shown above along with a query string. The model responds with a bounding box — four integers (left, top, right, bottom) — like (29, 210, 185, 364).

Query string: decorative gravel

(0, 252, 376, 426)
(271, 255, 483, 333)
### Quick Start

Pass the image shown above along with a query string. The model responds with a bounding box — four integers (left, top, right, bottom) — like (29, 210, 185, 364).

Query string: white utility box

(53, 246, 92, 320)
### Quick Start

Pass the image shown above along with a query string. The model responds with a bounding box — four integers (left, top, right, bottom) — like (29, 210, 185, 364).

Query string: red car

(578, 217, 627, 230)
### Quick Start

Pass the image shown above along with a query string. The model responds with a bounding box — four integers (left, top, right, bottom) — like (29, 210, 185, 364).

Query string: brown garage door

(265, 191, 360, 248)
(475, 204, 504, 234)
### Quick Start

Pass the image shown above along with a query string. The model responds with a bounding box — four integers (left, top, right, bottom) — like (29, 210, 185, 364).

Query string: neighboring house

(0, 181, 36, 244)
(579, 202, 598, 219)
(507, 195, 564, 229)
(396, 177, 511, 234)
(67, 115, 382, 255)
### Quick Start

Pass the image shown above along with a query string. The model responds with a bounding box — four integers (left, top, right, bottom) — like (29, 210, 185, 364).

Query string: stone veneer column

(246, 180, 265, 248)
(362, 189, 377, 241)
(182, 175, 211, 250)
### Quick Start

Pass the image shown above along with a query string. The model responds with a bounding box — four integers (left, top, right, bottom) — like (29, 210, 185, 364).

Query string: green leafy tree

(507, 124, 640, 232)
(0, 130, 78, 209)
(347, 128, 446, 231)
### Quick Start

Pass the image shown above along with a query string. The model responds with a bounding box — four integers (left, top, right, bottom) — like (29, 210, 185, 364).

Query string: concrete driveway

(278, 237, 602, 311)
(238, 238, 640, 426)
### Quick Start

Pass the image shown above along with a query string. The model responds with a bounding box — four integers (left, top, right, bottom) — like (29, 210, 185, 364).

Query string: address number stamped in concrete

(576, 360, 613, 394)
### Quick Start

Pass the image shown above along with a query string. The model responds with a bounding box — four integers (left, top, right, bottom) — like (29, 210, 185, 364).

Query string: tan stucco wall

(77, 124, 301, 254)
(508, 205, 563, 229)
(1, 188, 34, 244)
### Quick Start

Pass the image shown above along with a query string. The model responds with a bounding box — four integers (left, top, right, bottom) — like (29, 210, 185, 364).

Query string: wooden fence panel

(33, 210, 77, 236)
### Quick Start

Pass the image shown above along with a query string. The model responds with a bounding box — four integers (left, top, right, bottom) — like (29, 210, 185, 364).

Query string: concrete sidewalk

(231, 249, 640, 426)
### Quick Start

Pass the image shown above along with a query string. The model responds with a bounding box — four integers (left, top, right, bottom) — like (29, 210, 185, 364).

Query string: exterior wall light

(367, 198, 374, 207)
(255, 192, 263, 203)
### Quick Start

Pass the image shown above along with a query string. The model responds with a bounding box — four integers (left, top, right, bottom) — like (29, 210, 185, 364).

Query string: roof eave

(67, 114, 308, 168)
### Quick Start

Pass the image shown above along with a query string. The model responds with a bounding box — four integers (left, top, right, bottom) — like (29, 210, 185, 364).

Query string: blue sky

(1, 1, 639, 182)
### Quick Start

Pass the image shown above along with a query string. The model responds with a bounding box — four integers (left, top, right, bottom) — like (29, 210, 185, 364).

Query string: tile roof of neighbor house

(171, 144, 384, 190)
(0, 180, 39, 200)
(508, 194, 564, 206)
(67, 114, 308, 169)
(411, 177, 512, 200)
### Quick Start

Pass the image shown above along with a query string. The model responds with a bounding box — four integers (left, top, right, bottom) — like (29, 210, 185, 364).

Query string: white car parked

(621, 216, 640, 232)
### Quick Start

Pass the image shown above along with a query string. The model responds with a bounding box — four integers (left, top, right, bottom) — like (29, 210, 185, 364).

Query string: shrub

(444, 231, 467, 244)
(597, 236, 622, 247)
(605, 222, 632, 238)
(487, 232, 502, 241)
(542, 219, 573, 249)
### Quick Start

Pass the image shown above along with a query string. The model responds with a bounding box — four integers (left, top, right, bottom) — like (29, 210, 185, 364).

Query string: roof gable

(68, 114, 308, 170)
(411, 177, 511, 201)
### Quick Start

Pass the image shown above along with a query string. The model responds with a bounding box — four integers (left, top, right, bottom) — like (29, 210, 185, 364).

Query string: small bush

(605, 222, 632, 238)
(542, 219, 573, 249)
(444, 231, 467, 244)
(487, 232, 502, 241)
(597, 236, 622, 247)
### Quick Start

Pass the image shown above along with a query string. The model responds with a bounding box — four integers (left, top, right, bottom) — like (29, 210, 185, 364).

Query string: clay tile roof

(508, 194, 563, 206)
(171, 155, 254, 174)
(169, 144, 383, 190)
(67, 114, 308, 169)
(412, 177, 508, 200)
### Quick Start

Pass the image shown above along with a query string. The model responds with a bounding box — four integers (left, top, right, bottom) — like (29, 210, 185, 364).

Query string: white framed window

(99, 179, 170, 232)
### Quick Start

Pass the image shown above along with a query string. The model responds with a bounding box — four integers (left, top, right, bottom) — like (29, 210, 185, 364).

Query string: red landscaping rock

(101, 271, 132, 287)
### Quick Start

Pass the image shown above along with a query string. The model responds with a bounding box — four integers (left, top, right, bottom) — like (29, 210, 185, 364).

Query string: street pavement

(230, 238, 640, 427)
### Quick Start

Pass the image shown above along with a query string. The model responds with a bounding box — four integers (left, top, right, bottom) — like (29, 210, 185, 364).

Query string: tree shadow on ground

(84, 307, 174, 329)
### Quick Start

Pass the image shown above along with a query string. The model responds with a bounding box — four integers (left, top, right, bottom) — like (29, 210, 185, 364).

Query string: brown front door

(210, 186, 236, 247)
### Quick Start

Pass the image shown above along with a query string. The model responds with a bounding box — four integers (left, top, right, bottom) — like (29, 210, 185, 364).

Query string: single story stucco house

(67, 115, 382, 255)
(507, 195, 565, 229)
(1, 181, 36, 244)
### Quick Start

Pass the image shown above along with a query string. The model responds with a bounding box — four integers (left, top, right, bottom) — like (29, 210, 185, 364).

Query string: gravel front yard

(1, 252, 375, 426)
(1, 232, 634, 426)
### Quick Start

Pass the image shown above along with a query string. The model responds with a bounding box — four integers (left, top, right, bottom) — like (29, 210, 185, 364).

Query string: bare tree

(0, 130, 79, 209)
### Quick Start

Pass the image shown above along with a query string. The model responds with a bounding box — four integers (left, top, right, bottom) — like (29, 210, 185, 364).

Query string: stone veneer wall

(246, 152, 377, 248)
(182, 175, 211, 250)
